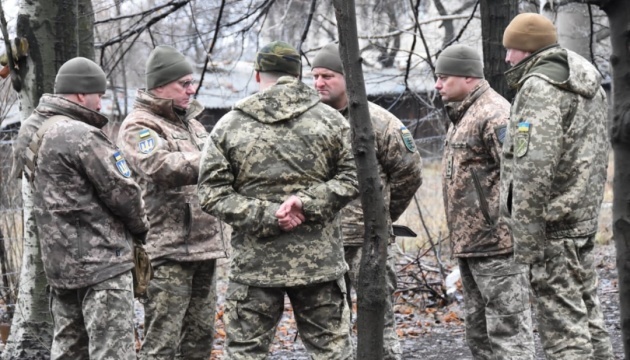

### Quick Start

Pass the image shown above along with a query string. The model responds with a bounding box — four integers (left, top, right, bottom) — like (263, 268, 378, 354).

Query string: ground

(181, 241, 623, 359)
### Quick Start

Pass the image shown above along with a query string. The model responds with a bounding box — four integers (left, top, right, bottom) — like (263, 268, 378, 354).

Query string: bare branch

(196, 0, 226, 98)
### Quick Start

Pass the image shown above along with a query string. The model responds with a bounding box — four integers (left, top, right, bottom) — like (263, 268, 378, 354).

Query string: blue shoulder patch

(113, 151, 132, 178)
(495, 125, 507, 145)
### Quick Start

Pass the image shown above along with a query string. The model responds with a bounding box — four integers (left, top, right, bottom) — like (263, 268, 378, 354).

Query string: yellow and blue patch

(138, 129, 156, 154)
(515, 122, 531, 158)
(114, 151, 131, 177)
(400, 126, 417, 152)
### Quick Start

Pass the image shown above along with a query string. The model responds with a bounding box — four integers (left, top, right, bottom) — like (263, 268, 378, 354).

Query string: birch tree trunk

(555, 3, 591, 59)
(332, 2, 390, 359)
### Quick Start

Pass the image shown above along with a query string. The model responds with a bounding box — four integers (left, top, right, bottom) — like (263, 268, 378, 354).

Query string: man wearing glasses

(117, 45, 227, 360)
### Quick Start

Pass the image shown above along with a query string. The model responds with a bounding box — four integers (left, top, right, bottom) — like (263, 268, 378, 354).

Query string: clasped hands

(275, 195, 305, 231)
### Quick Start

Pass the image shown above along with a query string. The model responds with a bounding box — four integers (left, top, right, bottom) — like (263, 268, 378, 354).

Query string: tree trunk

(597, 0, 630, 357)
(3, 0, 92, 357)
(332, 2, 390, 359)
(556, 3, 591, 60)
(479, 0, 517, 101)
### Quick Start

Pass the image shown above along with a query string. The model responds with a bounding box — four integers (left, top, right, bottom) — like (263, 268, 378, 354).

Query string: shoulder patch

(113, 151, 132, 178)
(138, 128, 156, 154)
(494, 125, 507, 145)
(515, 122, 531, 158)
(400, 126, 417, 153)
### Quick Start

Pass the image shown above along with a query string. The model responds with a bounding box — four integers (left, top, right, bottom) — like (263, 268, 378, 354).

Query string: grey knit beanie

(145, 45, 193, 89)
(435, 44, 484, 78)
(311, 43, 343, 74)
(54, 57, 107, 94)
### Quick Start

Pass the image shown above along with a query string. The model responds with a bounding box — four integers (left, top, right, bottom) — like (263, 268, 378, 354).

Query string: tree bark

(332, 2, 390, 359)
(556, 3, 591, 59)
(479, 0, 517, 101)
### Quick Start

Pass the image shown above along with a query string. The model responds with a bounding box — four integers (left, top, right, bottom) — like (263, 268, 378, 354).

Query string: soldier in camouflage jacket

(436, 45, 534, 359)
(501, 13, 613, 359)
(116, 46, 227, 360)
(22, 57, 149, 359)
(311, 42, 422, 360)
(198, 41, 357, 359)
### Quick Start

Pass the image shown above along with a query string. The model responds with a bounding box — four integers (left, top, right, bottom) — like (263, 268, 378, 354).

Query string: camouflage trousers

(458, 254, 534, 360)
(49, 270, 135, 360)
(344, 245, 402, 360)
(530, 236, 613, 360)
(138, 259, 217, 360)
(224, 277, 353, 360)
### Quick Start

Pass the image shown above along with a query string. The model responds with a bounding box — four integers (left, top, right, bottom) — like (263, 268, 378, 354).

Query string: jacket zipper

(471, 169, 495, 227)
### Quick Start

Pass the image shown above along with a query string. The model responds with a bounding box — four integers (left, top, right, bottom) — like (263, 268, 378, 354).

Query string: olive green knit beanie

(435, 44, 484, 78)
(145, 45, 193, 89)
(54, 57, 107, 94)
(503, 13, 557, 52)
(311, 43, 343, 74)
(254, 41, 301, 76)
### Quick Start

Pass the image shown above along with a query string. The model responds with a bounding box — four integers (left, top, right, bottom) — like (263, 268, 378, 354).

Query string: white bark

(555, 2, 591, 59)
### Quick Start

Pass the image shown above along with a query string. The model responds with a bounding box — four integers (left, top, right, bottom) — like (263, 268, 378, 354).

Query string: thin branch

(297, 0, 317, 78)
(196, 0, 226, 98)
(94, 1, 185, 25)
(442, 0, 480, 50)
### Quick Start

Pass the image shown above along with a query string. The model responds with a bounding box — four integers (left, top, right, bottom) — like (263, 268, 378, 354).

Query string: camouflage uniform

(117, 90, 227, 360)
(339, 102, 422, 360)
(500, 45, 613, 359)
(198, 76, 358, 359)
(442, 80, 534, 359)
(22, 94, 150, 360)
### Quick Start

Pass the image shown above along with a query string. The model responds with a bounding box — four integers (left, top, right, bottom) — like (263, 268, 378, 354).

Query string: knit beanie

(145, 45, 193, 89)
(254, 41, 301, 76)
(503, 13, 558, 52)
(435, 44, 484, 78)
(311, 43, 343, 74)
(54, 57, 107, 94)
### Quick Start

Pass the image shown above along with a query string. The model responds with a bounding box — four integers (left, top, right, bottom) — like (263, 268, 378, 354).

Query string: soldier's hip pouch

(132, 245, 154, 298)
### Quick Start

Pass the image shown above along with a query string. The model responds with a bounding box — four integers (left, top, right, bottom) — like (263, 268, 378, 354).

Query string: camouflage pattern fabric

(49, 271, 135, 360)
(458, 255, 533, 359)
(442, 80, 512, 258)
(253, 40, 301, 76)
(138, 260, 217, 360)
(530, 236, 613, 359)
(117, 90, 227, 263)
(27, 94, 149, 289)
(339, 102, 423, 246)
(223, 278, 352, 360)
(198, 76, 358, 287)
(500, 45, 612, 358)
(344, 245, 401, 359)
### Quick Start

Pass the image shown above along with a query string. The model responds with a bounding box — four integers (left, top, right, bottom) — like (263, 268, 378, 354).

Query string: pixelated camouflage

(500, 45, 613, 359)
(339, 102, 423, 246)
(50, 271, 136, 360)
(442, 80, 512, 258)
(254, 40, 301, 76)
(500, 45, 609, 264)
(27, 94, 149, 289)
(198, 76, 358, 287)
(117, 90, 227, 263)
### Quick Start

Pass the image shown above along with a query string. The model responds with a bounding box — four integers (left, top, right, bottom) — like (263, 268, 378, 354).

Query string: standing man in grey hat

(117, 45, 227, 360)
(435, 44, 534, 359)
(12, 57, 150, 360)
(311, 42, 423, 360)
(198, 40, 357, 359)
(501, 13, 613, 359)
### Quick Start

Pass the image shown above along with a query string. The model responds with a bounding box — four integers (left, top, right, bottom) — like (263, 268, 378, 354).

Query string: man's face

(505, 48, 531, 67)
(152, 75, 196, 109)
(434, 75, 468, 102)
(83, 93, 104, 112)
(312, 67, 347, 110)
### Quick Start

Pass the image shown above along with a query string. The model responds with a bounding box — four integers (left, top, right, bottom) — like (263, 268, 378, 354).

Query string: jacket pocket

(471, 168, 494, 227)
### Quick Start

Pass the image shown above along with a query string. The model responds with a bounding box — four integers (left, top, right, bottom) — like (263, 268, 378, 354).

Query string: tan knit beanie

(503, 13, 557, 52)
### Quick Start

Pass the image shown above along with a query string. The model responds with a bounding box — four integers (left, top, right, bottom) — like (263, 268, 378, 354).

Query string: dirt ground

(198, 241, 623, 359)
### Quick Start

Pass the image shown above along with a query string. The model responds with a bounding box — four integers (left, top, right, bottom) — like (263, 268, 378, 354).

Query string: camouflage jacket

(442, 80, 511, 258)
(198, 76, 359, 287)
(339, 102, 423, 246)
(28, 94, 150, 289)
(500, 45, 609, 264)
(117, 90, 227, 263)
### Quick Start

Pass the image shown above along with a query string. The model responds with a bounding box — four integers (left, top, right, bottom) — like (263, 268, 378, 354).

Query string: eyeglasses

(178, 79, 197, 89)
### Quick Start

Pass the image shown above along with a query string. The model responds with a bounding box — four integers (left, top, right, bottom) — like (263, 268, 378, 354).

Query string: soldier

(435, 44, 534, 359)
(198, 40, 357, 359)
(501, 13, 613, 359)
(310, 42, 423, 360)
(13, 57, 150, 359)
(116, 45, 227, 360)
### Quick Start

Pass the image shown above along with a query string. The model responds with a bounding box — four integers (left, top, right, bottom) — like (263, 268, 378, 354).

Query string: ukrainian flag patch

(138, 129, 156, 154)
(114, 151, 131, 177)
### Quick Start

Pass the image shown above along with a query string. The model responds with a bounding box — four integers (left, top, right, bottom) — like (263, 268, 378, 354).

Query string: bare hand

(276, 195, 305, 231)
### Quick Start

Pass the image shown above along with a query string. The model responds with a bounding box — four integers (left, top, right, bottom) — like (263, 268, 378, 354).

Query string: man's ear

(255, 71, 261, 83)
